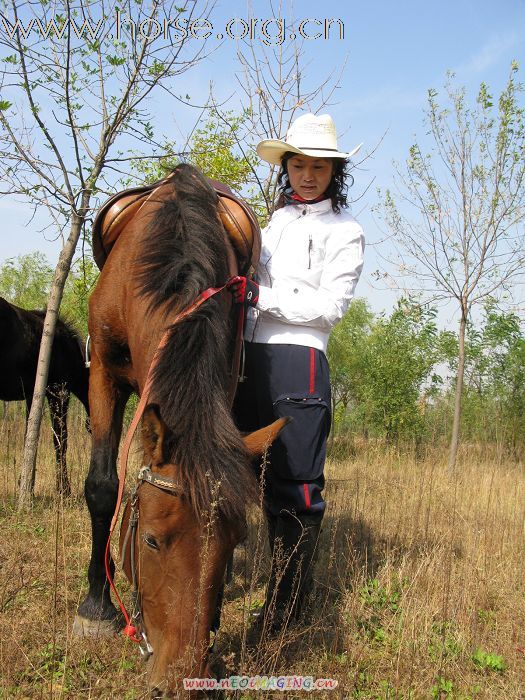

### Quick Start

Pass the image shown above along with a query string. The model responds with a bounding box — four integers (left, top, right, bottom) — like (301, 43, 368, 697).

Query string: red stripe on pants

(303, 483, 311, 509)
(309, 348, 315, 394)
(305, 349, 315, 509)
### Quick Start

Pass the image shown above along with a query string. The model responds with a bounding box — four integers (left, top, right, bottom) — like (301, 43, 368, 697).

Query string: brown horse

(74, 164, 285, 696)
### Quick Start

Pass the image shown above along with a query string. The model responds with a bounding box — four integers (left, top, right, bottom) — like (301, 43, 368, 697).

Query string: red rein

(103, 281, 240, 643)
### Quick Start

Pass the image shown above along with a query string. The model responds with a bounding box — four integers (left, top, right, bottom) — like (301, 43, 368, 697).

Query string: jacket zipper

(308, 233, 312, 269)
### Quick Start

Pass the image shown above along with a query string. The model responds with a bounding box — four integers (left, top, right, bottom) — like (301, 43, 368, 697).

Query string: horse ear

(142, 404, 166, 464)
(243, 417, 291, 456)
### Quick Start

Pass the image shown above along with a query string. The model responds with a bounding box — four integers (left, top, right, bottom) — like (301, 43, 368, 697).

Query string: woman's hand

(227, 276, 260, 307)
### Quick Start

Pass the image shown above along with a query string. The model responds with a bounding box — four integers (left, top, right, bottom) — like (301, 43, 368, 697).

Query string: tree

(127, 110, 265, 216)
(0, 0, 212, 508)
(496, 321, 525, 451)
(356, 300, 442, 443)
(379, 64, 525, 471)
(0, 252, 52, 308)
(204, 11, 353, 220)
(327, 298, 444, 444)
(0, 251, 97, 336)
(327, 298, 373, 430)
(461, 304, 525, 449)
(189, 111, 260, 193)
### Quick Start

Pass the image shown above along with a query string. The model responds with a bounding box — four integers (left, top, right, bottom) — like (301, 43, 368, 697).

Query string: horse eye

(143, 533, 160, 551)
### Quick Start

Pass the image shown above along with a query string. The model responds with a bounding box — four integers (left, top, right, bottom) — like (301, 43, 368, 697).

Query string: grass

(1, 402, 525, 698)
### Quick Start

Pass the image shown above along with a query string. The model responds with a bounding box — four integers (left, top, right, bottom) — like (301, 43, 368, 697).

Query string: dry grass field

(1, 402, 525, 699)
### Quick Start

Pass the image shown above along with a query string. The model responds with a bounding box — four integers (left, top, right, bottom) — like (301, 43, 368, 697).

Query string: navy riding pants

(233, 342, 331, 516)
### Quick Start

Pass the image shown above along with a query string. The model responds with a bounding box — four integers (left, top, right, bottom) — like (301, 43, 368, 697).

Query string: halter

(104, 279, 244, 655)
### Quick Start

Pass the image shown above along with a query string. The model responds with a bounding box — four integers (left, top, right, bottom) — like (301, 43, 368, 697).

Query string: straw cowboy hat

(256, 113, 362, 166)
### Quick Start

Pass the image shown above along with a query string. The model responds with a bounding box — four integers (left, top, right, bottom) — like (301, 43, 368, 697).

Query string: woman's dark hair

(275, 151, 354, 213)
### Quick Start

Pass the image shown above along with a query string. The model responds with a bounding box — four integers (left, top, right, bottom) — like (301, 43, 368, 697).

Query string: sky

(1, 0, 524, 322)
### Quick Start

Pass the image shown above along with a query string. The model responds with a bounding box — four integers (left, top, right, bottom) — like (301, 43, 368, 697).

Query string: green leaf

(107, 55, 126, 66)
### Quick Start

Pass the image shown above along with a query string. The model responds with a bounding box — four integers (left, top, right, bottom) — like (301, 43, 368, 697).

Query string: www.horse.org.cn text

(0, 14, 345, 45)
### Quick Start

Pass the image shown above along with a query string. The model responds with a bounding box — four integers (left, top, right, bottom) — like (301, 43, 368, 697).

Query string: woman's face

(286, 155, 334, 200)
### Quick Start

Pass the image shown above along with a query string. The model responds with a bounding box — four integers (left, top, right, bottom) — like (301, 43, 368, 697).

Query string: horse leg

(73, 352, 129, 637)
(47, 384, 71, 497)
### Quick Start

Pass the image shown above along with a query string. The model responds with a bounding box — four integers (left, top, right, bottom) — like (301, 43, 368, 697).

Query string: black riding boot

(262, 510, 323, 633)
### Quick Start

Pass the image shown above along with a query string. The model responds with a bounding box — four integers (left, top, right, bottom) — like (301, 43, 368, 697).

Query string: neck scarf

(283, 189, 330, 206)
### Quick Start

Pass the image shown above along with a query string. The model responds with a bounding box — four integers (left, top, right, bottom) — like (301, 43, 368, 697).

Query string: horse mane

(137, 163, 256, 523)
(31, 310, 86, 360)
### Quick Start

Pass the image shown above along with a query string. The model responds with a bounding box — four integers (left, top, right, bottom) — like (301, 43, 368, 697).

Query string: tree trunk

(17, 214, 84, 510)
(448, 308, 467, 474)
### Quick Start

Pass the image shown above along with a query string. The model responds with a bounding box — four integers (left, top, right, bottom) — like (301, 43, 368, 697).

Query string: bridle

(104, 278, 244, 658)
(119, 467, 184, 658)
(136, 465, 184, 496)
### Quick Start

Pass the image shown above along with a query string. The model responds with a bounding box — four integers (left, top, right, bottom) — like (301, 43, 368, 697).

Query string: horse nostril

(143, 533, 160, 550)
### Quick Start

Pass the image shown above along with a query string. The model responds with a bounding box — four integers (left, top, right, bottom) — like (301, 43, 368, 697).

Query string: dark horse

(74, 164, 285, 696)
(0, 297, 90, 495)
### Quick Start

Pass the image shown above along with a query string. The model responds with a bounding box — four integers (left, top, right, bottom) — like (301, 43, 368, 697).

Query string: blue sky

(1, 0, 524, 320)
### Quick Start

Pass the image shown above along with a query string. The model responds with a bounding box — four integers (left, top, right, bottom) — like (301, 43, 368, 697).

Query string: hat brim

(256, 140, 362, 166)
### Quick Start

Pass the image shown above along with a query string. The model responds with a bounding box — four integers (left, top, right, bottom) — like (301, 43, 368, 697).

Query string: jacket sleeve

(256, 223, 365, 330)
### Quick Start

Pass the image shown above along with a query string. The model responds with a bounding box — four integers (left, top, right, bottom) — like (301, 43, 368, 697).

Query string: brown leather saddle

(91, 171, 261, 274)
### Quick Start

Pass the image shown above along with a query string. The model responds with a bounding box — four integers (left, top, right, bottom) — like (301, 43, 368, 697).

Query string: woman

(230, 113, 365, 632)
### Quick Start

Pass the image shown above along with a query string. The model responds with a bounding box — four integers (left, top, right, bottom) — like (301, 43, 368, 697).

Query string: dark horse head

(76, 164, 285, 696)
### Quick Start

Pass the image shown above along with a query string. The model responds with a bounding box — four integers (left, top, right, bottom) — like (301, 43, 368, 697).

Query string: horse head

(119, 404, 289, 696)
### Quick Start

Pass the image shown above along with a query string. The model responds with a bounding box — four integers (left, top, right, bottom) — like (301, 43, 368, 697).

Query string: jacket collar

(279, 197, 333, 216)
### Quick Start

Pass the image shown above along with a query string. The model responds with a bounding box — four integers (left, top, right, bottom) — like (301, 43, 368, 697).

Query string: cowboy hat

(256, 113, 362, 166)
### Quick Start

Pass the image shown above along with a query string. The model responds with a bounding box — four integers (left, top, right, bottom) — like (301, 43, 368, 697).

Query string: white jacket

(245, 198, 365, 353)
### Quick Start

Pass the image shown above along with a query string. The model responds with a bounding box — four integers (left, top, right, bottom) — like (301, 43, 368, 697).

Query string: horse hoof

(72, 614, 120, 637)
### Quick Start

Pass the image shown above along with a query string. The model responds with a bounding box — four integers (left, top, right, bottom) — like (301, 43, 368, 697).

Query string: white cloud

(456, 33, 520, 76)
